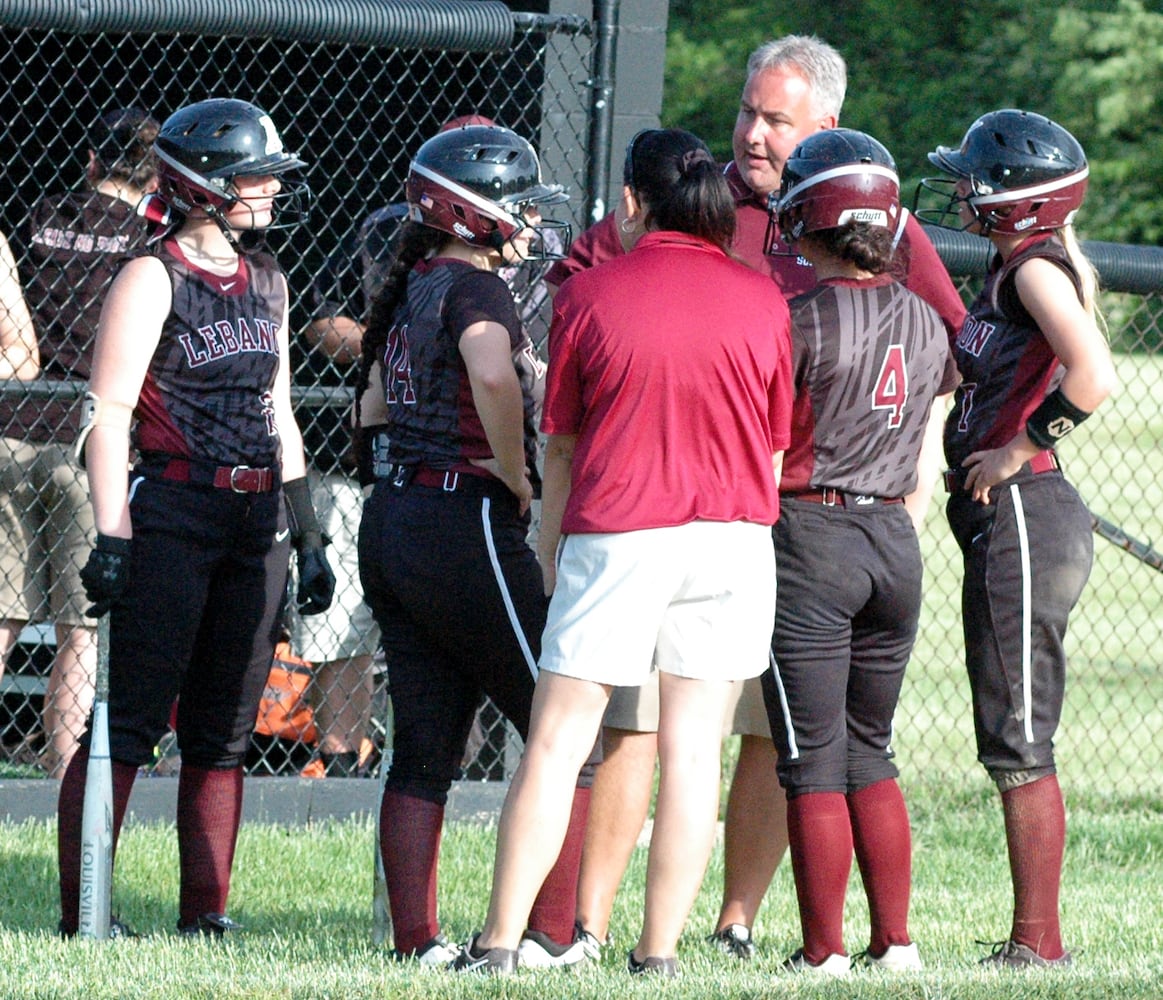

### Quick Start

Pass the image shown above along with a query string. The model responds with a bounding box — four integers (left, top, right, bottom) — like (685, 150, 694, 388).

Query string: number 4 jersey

(780, 273, 959, 498)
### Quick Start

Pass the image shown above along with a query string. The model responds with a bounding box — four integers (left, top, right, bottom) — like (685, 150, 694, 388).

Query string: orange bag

(254, 641, 317, 744)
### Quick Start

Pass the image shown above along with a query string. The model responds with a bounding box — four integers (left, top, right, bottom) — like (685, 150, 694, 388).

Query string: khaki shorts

(288, 471, 380, 663)
(603, 671, 773, 737)
(540, 521, 775, 688)
(0, 438, 94, 626)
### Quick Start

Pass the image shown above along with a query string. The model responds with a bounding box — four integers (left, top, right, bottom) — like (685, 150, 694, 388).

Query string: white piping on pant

(480, 497, 539, 680)
(769, 648, 798, 759)
(1009, 483, 1035, 744)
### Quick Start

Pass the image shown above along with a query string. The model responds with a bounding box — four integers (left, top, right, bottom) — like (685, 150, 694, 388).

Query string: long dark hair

(354, 221, 447, 420)
(622, 128, 735, 251)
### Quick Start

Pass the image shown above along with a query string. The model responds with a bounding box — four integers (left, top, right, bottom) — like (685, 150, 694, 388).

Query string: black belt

(782, 489, 904, 508)
(943, 449, 1058, 493)
(144, 456, 278, 494)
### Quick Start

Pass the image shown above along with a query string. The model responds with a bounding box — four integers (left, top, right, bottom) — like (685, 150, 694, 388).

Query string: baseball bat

(78, 614, 113, 940)
(371, 697, 394, 946)
(1091, 512, 1163, 574)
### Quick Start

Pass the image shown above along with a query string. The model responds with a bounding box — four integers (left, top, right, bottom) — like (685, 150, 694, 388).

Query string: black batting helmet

(405, 124, 569, 259)
(918, 109, 1088, 235)
(153, 98, 310, 227)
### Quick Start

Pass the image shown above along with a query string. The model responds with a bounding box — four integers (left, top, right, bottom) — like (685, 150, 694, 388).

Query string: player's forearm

(470, 373, 528, 489)
(86, 426, 133, 538)
(305, 316, 366, 365)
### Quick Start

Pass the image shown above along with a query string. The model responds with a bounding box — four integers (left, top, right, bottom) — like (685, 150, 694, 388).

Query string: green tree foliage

(663, 0, 1161, 244)
(1053, 0, 1163, 243)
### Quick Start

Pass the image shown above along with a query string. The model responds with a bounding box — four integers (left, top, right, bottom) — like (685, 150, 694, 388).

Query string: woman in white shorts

(455, 128, 793, 977)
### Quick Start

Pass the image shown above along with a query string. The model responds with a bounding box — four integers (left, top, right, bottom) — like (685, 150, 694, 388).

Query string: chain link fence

(0, 0, 593, 780)
(1, 3, 1160, 802)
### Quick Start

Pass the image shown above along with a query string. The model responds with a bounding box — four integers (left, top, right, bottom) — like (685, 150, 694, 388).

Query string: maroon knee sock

(177, 765, 244, 926)
(848, 778, 912, 955)
(787, 791, 851, 962)
(57, 749, 138, 933)
(1002, 775, 1066, 958)
(528, 785, 591, 945)
(380, 790, 444, 954)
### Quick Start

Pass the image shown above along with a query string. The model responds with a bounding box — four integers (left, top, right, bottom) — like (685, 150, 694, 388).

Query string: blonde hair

(1059, 225, 1107, 337)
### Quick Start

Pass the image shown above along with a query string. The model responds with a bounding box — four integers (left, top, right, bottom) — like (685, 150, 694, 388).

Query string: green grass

(1, 360, 1159, 996)
(2, 785, 1163, 998)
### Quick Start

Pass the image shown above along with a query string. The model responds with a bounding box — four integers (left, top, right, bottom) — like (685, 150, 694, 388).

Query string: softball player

(547, 35, 968, 959)
(763, 130, 958, 976)
(919, 109, 1115, 967)
(355, 124, 592, 968)
(458, 128, 792, 978)
(56, 98, 334, 937)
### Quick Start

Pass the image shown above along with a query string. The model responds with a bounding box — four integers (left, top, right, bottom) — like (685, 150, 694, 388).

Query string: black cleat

(450, 933, 518, 974)
(627, 950, 679, 977)
(177, 912, 243, 938)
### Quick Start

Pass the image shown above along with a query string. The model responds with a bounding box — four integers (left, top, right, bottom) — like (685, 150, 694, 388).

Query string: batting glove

(283, 476, 335, 616)
(296, 544, 335, 616)
(79, 533, 132, 617)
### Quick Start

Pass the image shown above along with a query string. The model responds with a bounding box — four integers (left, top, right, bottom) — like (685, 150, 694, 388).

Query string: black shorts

(763, 499, 922, 797)
(947, 469, 1093, 782)
(104, 474, 290, 767)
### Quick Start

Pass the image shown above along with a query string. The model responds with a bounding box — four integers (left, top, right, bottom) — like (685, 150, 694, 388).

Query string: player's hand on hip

(296, 544, 336, 615)
(963, 435, 1039, 505)
(80, 533, 132, 617)
(469, 457, 533, 515)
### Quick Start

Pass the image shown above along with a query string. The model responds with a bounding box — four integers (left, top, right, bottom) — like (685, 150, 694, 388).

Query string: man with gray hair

(548, 34, 965, 965)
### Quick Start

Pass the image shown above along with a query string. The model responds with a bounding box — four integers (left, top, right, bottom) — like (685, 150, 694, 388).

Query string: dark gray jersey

(133, 240, 286, 468)
(782, 275, 957, 497)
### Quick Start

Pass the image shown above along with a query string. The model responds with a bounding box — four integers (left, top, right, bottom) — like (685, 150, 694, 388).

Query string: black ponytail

(354, 222, 446, 425)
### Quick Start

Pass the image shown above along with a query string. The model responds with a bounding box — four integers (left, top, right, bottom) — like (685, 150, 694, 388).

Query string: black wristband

(283, 476, 321, 547)
(95, 533, 133, 555)
(1025, 388, 1091, 450)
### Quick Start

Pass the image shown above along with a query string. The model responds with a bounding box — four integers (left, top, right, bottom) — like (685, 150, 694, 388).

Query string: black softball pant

(102, 475, 290, 768)
(947, 470, 1093, 786)
(359, 477, 549, 805)
(763, 501, 923, 797)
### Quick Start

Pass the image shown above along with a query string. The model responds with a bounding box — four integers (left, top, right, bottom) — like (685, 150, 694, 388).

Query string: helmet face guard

(915, 109, 1088, 236)
(405, 125, 571, 261)
(154, 99, 312, 233)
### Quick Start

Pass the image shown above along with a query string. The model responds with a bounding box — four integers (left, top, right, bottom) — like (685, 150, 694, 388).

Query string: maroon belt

(411, 466, 495, 492)
(782, 489, 904, 508)
(943, 449, 1058, 493)
(155, 458, 277, 494)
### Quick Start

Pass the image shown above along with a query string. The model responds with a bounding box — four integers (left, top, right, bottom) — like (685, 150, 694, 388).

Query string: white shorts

(539, 521, 775, 686)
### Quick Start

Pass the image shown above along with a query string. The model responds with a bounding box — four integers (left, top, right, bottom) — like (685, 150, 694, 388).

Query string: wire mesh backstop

(0, 2, 1160, 802)
(0, 0, 594, 779)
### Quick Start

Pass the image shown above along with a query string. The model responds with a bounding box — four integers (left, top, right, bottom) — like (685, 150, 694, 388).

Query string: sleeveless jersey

(943, 234, 1082, 470)
(3, 190, 149, 442)
(781, 274, 957, 497)
(133, 240, 286, 468)
(378, 258, 543, 481)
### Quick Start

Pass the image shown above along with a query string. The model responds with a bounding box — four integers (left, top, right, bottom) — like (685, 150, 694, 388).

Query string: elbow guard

(73, 392, 133, 468)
